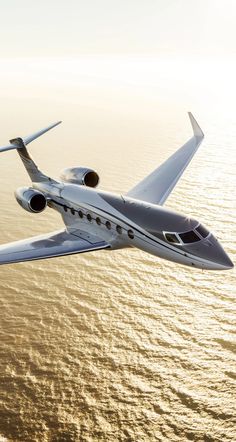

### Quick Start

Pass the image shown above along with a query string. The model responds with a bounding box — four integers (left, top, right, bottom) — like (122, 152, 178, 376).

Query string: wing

(0, 229, 109, 265)
(127, 112, 204, 205)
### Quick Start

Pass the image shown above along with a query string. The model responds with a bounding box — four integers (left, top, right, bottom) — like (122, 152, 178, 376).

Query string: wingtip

(188, 112, 204, 139)
(53, 120, 62, 127)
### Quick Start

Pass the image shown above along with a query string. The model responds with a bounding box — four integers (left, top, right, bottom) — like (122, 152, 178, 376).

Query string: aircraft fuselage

(35, 181, 233, 271)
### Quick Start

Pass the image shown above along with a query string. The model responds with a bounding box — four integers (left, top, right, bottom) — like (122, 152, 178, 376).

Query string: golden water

(0, 57, 235, 441)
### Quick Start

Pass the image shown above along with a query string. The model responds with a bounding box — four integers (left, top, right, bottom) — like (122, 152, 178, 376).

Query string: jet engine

(15, 187, 47, 213)
(60, 167, 99, 187)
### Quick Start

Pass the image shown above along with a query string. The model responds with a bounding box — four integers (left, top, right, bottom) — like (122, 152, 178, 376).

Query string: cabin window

(71, 208, 75, 215)
(87, 213, 92, 222)
(179, 230, 200, 243)
(105, 221, 111, 230)
(128, 229, 134, 239)
(96, 217, 101, 225)
(195, 224, 209, 239)
(116, 225, 122, 234)
(164, 232, 180, 244)
(78, 210, 83, 218)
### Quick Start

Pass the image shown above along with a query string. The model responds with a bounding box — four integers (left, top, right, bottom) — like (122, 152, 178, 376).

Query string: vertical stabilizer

(0, 121, 61, 182)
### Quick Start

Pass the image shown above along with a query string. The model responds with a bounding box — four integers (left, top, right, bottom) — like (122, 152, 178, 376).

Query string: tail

(0, 121, 61, 182)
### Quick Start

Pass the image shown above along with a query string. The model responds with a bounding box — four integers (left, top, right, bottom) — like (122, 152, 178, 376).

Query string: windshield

(179, 230, 200, 243)
(164, 226, 209, 245)
(196, 224, 209, 238)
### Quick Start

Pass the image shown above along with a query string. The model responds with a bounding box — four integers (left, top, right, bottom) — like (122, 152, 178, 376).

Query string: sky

(0, 0, 235, 58)
(0, 0, 236, 138)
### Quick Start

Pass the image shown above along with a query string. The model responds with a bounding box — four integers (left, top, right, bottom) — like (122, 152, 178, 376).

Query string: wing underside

(0, 229, 109, 265)
(127, 112, 204, 205)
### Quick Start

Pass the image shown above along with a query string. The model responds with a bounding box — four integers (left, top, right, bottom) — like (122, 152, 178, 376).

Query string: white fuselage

(34, 181, 233, 271)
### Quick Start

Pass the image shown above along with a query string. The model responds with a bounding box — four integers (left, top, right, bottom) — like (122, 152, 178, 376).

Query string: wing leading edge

(0, 229, 109, 265)
(127, 112, 204, 205)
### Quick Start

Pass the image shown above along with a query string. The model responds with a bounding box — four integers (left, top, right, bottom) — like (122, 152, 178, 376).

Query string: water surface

(0, 57, 235, 441)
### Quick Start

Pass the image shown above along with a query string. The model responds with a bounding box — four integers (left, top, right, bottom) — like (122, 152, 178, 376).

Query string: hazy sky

(0, 0, 235, 58)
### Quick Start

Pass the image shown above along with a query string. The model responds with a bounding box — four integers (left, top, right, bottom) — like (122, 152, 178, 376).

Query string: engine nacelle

(60, 167, 99, 188)
(15, 187, 47, 213)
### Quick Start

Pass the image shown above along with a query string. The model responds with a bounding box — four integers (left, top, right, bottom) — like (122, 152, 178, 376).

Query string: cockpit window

(179, 230, 200, 243)
(196, 224, 209, 238)
(164, 233, 180, 244)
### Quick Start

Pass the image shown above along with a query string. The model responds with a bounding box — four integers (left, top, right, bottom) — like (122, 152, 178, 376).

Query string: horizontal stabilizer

(0, 229, 109, 265)
(22, 121, 62, 146)
(0, 121, 61, 153)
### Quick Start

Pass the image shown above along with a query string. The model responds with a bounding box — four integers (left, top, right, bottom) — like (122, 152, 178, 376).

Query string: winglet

(188, 112, 204, 140)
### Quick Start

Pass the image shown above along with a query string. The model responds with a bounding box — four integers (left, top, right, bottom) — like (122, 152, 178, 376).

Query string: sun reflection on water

(0, 57, 235, 441)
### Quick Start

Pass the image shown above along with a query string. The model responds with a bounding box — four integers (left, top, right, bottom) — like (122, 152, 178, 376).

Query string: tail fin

(0, 121, 61, 182)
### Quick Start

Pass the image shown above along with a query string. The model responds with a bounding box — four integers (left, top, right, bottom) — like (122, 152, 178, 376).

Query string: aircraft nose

(204, 236, 234, 270)
(216, 248, 234, 269)
(184, 235, 234, 270)
(218, 249, 234, 269)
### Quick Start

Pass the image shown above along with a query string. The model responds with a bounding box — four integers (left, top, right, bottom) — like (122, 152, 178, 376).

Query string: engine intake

(15, 187, 47, 213)
(60, 167, 99, 188)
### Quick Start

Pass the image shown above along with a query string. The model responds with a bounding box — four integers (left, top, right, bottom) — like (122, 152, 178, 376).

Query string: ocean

(0, 56, 235, 441)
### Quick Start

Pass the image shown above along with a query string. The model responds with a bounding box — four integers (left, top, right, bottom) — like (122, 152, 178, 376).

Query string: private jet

(0, 113, 233, 270)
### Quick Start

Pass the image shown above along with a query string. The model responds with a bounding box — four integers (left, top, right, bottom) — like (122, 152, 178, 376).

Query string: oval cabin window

(128, 229, 134, 239)
(105, 221, 111, 230)
(116, 225, 122, 234)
